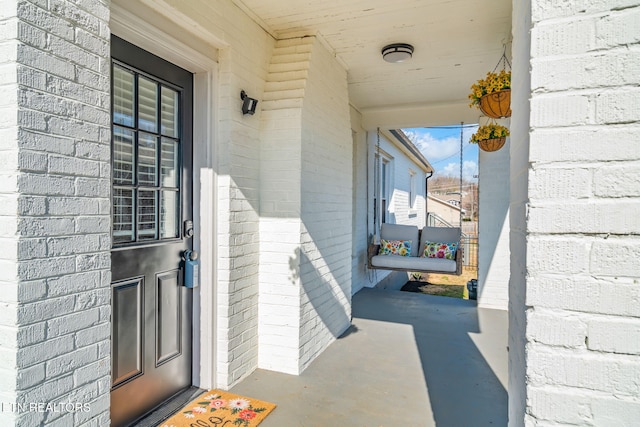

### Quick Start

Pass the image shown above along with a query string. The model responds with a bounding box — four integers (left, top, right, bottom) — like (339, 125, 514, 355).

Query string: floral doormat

(159, 390, 276, 427)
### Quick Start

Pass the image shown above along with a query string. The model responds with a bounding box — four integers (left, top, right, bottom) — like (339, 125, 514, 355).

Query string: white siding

(357, 130, 428, 289)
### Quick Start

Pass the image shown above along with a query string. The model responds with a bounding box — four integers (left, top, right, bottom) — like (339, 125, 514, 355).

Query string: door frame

(110, 4, 219, 391)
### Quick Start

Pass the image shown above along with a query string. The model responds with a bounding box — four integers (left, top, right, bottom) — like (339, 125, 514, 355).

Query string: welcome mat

(159, 390, 276, 427)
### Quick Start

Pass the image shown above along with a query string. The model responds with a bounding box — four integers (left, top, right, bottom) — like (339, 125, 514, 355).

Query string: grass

(402, 267, 478, 299)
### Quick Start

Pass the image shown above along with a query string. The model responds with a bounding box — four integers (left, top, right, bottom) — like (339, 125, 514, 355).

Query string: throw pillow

(378, 239, 412, 257)
(422, 241, 458, 260)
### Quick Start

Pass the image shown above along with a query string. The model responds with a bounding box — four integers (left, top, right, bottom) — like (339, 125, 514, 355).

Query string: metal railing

(461, 236, 478, 268)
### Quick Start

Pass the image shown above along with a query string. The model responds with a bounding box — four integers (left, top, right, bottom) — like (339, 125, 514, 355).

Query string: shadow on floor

(231, 288, 508, 427)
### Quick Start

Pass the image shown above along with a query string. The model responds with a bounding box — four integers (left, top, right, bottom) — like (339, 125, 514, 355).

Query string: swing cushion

(379, 224, 420, 257)
(369, 224, 461, 274)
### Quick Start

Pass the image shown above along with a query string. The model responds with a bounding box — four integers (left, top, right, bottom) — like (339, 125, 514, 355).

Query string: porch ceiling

(234, 0, 512, 127)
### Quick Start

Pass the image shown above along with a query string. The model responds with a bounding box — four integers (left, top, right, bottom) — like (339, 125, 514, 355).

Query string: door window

(112, 63, 182, 246)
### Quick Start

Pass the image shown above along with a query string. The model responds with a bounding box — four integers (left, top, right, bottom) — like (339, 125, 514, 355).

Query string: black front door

(110, 36, 194, 427)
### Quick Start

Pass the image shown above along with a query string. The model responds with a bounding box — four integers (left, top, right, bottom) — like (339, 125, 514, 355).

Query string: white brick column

(259, 36, 352, 375)
(0, 1, 111, 425)
(514, 0, 640, 425)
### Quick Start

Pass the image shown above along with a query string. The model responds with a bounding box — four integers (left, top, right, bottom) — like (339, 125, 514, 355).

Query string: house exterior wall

(122, 0, 277, 389)
(369, 131, 427, 230)
(427, 196, 462, 227)
(299, 36, 353, 370)
(478, 137, 510, 310)
(0, 0, 112, 425)
(350, 108, 369, 295)
(361, 130, 429, 289)
(258, 36, 352, 375)
(512, 0, 640, 425)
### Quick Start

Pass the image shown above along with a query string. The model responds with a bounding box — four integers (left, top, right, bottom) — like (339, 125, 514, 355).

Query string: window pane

(160, 190, 179, 239)
(113, 65, 134, 127)
(113, 127, 134, 185)
(138, 190, 157, 240)
(113, 188, 134, 243)
(138, 133, 157, 187)
(161, 86, 178, 137)
(161, 138, 179, 187)
(138, 76, 158, 132)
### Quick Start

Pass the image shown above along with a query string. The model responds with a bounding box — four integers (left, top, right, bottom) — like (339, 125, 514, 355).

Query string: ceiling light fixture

(381, 43, 414, 63)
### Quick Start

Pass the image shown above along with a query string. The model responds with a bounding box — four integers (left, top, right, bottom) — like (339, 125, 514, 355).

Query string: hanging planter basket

(477, 137, 506, 152)
(479, 89, 511, 119)
(468, 47, 512, 118)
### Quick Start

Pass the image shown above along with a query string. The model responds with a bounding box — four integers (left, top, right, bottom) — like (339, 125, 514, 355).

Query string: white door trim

(110, 3, 219, 390)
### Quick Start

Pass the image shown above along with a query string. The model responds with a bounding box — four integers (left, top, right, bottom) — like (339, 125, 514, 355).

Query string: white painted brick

(74, 323, 109, 348)
(17, 173, 75, 196)
(528, 200, 640, 234)
(46, 271, 101, 297)
(527, 276, 640, 317)
(17, 150, 47, 172)
(590, 239, 640, 277)
(596, 88, 640, 124)
(45, 346, 97, 378)
(595, 7, 640, 48)
(532, 50, 640, 92)
(17, 238, 46, 259)
(527, 310, 587, 348)
(73, 358, 109, 388)
(18, 195, 46, 216)
(18, 256, 75, 280)
(46, 308, 99, 338)
(18, 295, 75, 325)
(591, 395, 640, 426)
(527, 345, 640, 395)
(527, 238, 590, 274)
(528, 167, 592, 200)
(531, 19, 595, 57)
(530, 94, 591, 127)
(16, 322, 45, 347)
(16, 44, 74, 80)
(594, 164, 640, 198)
(18, 129, 75, 156)
(16, 335, 74, 369)
(588, 317, 640, 355)
(47, 235, 100, 256)
(48, 196, 100, 216)
(529, 126, 640, 162)
(532, 0, 640, 22)
(16, 363, 45, 390)
(16, 1, 74, 41)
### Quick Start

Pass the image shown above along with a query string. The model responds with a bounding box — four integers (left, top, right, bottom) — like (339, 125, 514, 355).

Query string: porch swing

(367, 126, 465, 276)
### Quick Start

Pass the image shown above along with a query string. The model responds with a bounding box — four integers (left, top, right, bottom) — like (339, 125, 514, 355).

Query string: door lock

(184, 220, 194, 238)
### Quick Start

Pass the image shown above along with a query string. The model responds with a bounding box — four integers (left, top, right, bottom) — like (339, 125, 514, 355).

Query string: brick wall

(168, 0, 276, 388)
(299, 36, 352, 371)
(520, 0, 640, 425)
(0, 0, 111, 425)
(258, 36, 352, 374)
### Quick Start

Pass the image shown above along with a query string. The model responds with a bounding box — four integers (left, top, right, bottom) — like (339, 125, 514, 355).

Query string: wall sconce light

(240, 90, 258, 115)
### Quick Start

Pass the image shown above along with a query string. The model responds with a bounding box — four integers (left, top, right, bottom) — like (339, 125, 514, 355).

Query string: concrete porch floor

(230, 287, 508, 427)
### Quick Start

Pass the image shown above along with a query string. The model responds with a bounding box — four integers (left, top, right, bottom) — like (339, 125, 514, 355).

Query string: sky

(403, 125, 479, 182)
